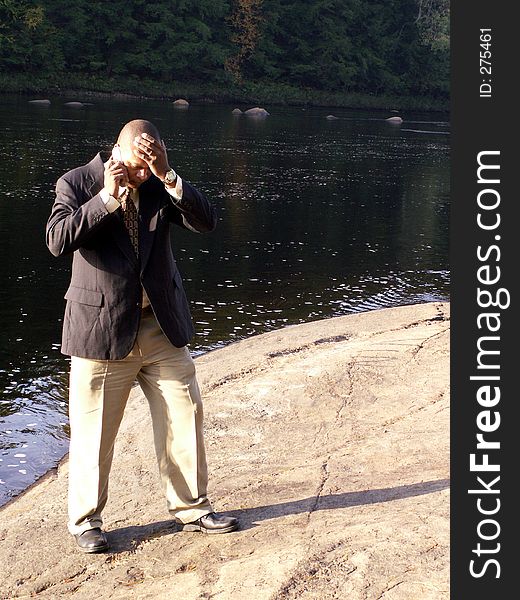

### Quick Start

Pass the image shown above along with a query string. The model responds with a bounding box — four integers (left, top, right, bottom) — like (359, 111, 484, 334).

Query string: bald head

(114, 119, 163, 188)
(117, 119, 161, 149)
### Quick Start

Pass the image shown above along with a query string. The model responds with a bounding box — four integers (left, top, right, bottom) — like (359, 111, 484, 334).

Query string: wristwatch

(163, 168, 177, 186)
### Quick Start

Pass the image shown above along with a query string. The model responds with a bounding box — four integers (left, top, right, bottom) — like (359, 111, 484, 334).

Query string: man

(46, 119, 238, 553)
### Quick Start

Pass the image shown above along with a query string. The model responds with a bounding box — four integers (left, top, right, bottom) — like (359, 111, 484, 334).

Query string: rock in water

(244, 107, 270, 117)
(326, 114, 339, 120)
(64, 102, 85, 108)
(173, 99, 189, 109)
(232, 108, 243, 115)
(28, 99, 51, 106)
(386, 116, 403, 123)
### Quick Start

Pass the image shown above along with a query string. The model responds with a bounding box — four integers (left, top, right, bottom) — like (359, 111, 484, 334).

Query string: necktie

(120, 189, 139, 257)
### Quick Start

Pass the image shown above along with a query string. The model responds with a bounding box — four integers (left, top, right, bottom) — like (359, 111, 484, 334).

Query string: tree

(0, 0, 63, 73)
(0, 0, 449, 101)
(415, 0, 449, 51)
(225, 0, 264, 82)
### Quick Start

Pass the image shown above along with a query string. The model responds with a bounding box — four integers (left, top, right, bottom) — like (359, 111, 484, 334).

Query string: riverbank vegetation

(0, 0, 449, 111)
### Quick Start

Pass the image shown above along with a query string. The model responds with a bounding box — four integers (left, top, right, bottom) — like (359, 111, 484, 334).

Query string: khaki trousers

(67, 306, 212, 535)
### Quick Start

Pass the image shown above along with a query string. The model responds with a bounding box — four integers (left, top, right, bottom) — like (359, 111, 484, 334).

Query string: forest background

(0, 0, 449, 110)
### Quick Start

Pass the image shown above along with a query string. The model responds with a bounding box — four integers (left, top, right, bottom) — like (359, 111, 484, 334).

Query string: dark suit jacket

(46, 152, 217, 359)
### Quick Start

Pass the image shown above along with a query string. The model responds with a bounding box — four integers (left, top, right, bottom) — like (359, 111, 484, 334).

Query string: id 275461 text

(480, 28, 492, 98)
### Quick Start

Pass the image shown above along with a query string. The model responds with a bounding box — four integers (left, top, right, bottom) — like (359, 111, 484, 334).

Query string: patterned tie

(120, 188, 139, 257)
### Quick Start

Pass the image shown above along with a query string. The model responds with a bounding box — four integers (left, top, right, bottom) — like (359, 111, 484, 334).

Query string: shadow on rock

(230, 478, 450, 531)
(106, 519, 179, 552)
(106, 479, 449, 549)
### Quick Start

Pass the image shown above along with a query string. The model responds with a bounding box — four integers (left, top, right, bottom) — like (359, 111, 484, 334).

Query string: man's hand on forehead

(133, 132, 164, 156)
(132, 132, 170, 181)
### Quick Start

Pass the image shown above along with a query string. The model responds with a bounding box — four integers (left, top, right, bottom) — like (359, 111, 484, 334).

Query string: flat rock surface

(0, 302, 450, 599)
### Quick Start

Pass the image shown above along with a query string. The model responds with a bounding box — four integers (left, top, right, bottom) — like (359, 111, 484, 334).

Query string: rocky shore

(0, 302, 450, 599)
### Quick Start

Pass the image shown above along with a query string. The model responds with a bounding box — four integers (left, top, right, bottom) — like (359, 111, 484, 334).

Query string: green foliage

(0, 0, 449, 103)
(0, 0, 63, 72)
(415, 0, 449, 51)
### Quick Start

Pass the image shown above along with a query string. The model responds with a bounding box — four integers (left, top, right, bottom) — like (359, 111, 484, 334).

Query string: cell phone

(112, 144, 122, 162)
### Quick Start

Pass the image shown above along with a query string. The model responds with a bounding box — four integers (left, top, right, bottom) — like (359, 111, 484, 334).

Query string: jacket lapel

(137, 177, 161, 274)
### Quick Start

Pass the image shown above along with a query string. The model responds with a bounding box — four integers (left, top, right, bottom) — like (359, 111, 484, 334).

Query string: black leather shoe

(74, 528, 109, 553)
(181, 512, 239, 534)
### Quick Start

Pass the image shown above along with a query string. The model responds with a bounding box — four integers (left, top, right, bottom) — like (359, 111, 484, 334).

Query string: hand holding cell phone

(104, 144, 128, 196)
(112, 144, 123, 162)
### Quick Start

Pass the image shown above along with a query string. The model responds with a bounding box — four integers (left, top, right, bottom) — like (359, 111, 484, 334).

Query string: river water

(0, 95, 449, 504)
